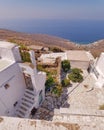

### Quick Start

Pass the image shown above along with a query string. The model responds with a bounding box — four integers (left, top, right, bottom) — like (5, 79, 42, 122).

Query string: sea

(0, 19, 104, 44)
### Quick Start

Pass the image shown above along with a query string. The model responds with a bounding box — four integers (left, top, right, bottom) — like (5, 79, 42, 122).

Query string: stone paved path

(33, 70, 104, 130)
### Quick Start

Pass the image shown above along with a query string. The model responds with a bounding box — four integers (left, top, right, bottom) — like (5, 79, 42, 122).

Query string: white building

(39, 50, 94, 70)
(0, 41, 46, 118)
(91, 53, 104, 88)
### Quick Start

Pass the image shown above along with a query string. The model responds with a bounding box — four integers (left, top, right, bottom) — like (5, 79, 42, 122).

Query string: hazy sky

(0, 0, 104, 20)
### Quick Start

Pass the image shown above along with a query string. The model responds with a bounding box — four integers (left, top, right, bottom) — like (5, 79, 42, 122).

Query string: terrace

(0, 59, 14, 72)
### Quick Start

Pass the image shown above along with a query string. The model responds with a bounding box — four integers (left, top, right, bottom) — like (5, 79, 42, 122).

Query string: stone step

(16, 108, 26, 116)
(19, 105, 28, 111)
(16, 112, 25, 118)
(25, 89, 35, 96)
(16, 114, 23, 118)
(15, 88, 35, 118)
(22, 96, 34, 104)
(20, 103, 31, 110)
(24, 93, 34, 100)
(21, 102, 32, 108)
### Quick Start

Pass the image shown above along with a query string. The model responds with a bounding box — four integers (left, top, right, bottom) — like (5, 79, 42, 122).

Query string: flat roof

(0, 41, 16, 49)
(0, 59, 14, 72)
(66, 50, 90, 62)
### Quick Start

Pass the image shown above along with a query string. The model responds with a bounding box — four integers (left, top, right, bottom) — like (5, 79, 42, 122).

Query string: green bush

(49, 47, 63, 52)
(61, 60, 71, 72)
(71, 68, 83, 74)
(52, 85, 62, 97)
(68, 68, 83, 83)
(45, 76, 55, 91)
(61, 78, 70, 87)
(19, 44, 31, 62)
(20, 50, 31, 62)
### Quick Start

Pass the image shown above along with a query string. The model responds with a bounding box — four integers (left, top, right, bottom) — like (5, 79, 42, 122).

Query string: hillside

(0, 29, 77, 50)
(80, 39, 104, 57)
(0, 29, 104, 57)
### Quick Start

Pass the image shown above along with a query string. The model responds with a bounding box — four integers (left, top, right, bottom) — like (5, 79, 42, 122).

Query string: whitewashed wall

(0, 63, 26, 116)
(96, 53, 104, 76)
(12, 47, 22, 62)
(0, 48, 15, 61)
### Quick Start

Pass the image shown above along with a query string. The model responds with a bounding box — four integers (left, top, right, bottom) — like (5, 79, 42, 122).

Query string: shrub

(61, 60, 71, 72)
(20, 50, 31, 62)
(19, 44, 31, 62)
(61, 78, 70, 87)
(45, 76, 55, 91)
(68, 68, 83, 83)
(49, 47, 63, 52)
(71, 68, 83, 74)
(52, 85, 62, 97)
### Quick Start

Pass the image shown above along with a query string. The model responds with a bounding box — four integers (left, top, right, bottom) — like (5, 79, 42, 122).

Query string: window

(4, 84, 10, 89)
(39, 90, 43, 105)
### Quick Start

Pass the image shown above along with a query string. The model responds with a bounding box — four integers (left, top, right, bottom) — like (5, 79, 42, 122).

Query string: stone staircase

(15, 88, 35, 118)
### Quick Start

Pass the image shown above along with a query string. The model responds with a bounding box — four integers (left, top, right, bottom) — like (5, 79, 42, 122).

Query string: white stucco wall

(91, 53, 104, 88)
(0, 41, 21, 62)
(96, 53, 104, 76)
(40, 52, 67, 63)
(19, 63, 46, 108)
(0, 48, 15, 61)
(0, 63, 26, 116)
(33, 72, 46, 107)
(12, 46, 22, 62)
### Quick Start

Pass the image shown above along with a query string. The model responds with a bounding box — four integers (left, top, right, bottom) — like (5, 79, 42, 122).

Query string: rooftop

(0, 41, 16, 49)
(0, 59, 14, 72)
(66, 50, 90, 62)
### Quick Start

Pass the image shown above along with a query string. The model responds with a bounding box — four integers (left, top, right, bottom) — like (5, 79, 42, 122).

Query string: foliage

(8, 39, 31, 62)
(49, 46, 63, 52)
(61, 78, 70, 87)
(71, 68, 83, 74)
(61, 60, 71, 72)
(37, 65, 57, 76)
(99, 104, 104, 110)
(37, 64, 58, 84)
(52, 85, 62, 97)
(8, 38, 17, 44)
(19, 44, 31, 62)
(19, 44, 29, 50)
(37, 64, 44, 71)
(68, 68, 83, 83)
(45, 76, 55, 91)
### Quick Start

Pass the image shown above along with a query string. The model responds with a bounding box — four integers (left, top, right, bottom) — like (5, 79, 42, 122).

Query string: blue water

(0, 19, 104, 44)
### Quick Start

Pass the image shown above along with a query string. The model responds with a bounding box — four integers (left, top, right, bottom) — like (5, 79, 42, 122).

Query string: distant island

(0, 29, 104, 57)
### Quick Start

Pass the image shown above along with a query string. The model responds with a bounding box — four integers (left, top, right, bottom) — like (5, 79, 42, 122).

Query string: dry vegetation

(0, 29, 104, 57)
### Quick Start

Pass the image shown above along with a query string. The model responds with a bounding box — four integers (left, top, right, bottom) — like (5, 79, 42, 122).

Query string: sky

(0, 0, 104, 21)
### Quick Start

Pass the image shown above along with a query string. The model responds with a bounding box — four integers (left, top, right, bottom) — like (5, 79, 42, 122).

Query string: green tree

(68, 68, 83, 83)
(61, 60, 71, 72)
(61, 78, 70, 87)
